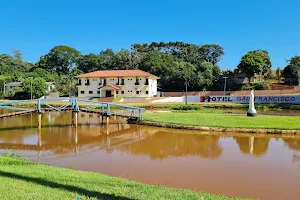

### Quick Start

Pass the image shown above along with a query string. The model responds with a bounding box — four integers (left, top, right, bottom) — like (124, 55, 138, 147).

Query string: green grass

(143, 111, 300, 130)
(113, 97, 123, 103)
(0, 154, 242, 200)
(131, 102, 300, 110)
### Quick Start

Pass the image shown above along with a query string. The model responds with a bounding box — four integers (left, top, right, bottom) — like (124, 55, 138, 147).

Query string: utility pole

(3, 82, 5, 98)
(223, 76, 228, 96)
(185, 76, 188, 105)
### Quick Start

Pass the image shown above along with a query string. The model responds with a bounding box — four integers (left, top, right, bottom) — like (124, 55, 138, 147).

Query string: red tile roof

(75, 70, 159, 79)
(99, 84, 120, 90)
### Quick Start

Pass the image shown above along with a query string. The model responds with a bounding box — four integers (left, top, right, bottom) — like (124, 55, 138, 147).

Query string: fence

(162, 87, 300, 97)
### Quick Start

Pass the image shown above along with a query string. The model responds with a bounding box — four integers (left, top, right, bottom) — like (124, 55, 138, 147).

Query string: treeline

(1, 42, 300, 98)
(0, 42, 225, 98)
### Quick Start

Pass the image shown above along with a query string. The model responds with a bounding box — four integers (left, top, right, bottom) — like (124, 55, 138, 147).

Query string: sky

(0, 0, 299, 69)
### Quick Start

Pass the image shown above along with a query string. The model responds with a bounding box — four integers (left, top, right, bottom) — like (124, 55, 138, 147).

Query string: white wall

(152, 96, 200, 103)
(77, 76, 158, 98)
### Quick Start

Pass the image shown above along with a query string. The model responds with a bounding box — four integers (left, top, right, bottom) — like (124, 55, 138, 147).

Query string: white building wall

(77, 76, 158, 98)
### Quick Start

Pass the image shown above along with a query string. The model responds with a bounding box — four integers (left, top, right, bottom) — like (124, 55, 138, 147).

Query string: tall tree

(285, 56, 300, 76)
(114, 49, 140, 70)
(99, 49, 116, 69)
(13, 49, 23, 61)
(22, 77, 47, 98)
(237, 50, 272, 83)
(41, 45, 81, 75)
(77, 53, 103, 73)
(282, 56, 300, 85)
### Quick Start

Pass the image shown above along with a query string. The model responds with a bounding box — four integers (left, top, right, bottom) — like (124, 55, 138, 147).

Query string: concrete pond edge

(128, 120, 300, 134)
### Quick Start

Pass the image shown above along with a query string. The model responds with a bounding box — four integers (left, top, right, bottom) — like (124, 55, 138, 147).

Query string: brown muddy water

(1, 111, 300, 200)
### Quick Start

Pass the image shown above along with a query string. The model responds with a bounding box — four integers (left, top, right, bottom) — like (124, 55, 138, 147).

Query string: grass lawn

(131, 102, 300, 110)
(143, 111, 300, 130)
(0, 154, 242, 200)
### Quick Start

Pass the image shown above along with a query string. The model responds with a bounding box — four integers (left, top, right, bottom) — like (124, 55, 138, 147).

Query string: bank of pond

(0, 111, 300, 199)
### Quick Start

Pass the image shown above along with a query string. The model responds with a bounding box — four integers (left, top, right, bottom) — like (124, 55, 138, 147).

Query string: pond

(0, 111, 300, 200)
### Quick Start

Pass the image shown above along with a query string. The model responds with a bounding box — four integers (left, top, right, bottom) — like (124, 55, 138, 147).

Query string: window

(116, 91, 118, 94)
(121, 91, 124, 94)
(146, 91, 149, 94)
(136, 91, 139, 94)
(89, 91, 93, 94)
(97, 91, 100, 94)
(81, 91, 85, 94)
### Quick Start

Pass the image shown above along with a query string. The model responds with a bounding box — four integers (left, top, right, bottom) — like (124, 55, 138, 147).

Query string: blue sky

(0, 0, 299, 69)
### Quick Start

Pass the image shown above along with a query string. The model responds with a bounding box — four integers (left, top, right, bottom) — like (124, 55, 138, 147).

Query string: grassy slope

(0, 155, 242, 200)
(143, 111, 300, 130)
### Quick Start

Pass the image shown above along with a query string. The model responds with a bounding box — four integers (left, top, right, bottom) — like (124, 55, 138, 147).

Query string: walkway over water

(0, 98, 144, 120)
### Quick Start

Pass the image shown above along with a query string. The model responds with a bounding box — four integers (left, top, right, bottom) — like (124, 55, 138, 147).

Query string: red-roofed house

(75, 70, 159, 98)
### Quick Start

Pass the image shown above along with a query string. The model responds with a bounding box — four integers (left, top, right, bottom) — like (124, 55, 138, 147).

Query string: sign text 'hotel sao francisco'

(200, 95, 299, 104)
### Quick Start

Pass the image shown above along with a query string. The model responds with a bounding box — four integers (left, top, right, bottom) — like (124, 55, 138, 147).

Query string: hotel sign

(200, 95, 300, 104)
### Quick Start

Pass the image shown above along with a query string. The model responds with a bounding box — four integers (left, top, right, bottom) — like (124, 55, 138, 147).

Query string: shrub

(241, 82, 270, 90)
(172, 104, 203, 110)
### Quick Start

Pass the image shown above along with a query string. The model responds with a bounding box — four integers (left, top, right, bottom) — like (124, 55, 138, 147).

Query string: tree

(99, 49, 116, 69)
(285, 56, 300, 76)
(22, 78, 47, 98)
(276, 67, 282, 83)
(41, 45, 81, 75)
(26, 68, 59, 82)
(55, 68, 83, 97)
(77, 53, 103, 73)
(196, 62, 220, 89)
(0, 54, 34, 75)
(237, 50, 272, 83)
(13, 49, 23, 61)
(114, 49, 140, 70)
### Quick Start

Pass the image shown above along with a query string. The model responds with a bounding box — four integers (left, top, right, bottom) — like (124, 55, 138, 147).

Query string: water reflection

(119, 131, 222, 159)
(284, 139, 300, 151)
(234, 136, 270, 156)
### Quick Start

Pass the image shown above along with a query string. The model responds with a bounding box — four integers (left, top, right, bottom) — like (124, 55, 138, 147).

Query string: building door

(106, 90, 112, 97)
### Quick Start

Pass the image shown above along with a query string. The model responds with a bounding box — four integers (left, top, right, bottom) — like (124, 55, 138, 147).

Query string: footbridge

(0, 98, 144, 119)
(0, 98, 144, 129)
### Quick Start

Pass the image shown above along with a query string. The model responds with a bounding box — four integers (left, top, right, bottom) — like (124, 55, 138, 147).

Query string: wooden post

(107, 104, 111, 115)
(38, 113, 42, 131)
(131, 109, 135, 117)
(139, 109, 143, 120)
(75, 99, 79, 112)
(37, 99, 42, 113)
